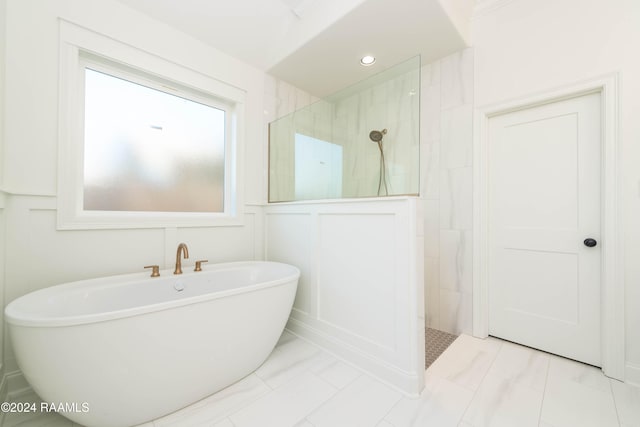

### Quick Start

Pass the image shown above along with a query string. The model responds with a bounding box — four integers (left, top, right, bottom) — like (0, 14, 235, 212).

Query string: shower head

(369, 128, 387, 143)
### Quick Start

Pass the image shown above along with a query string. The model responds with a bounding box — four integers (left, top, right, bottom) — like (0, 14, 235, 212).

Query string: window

(58, 21, 245, 229)
(82, 65, 227, 213)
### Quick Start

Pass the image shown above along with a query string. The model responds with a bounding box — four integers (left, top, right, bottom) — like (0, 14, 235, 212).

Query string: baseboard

(626, 362, 640, 387)
(1, 370, 32, 398)
(285, 318, 422, 397)
(0, 369, 37, 426)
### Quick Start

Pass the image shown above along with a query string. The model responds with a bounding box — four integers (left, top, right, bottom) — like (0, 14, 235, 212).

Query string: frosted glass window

(294, 133, 343, 200)
(83, 68, 226, 212)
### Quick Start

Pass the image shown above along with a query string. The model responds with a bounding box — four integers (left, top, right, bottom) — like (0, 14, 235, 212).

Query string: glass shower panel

(269, 56, 420, 202)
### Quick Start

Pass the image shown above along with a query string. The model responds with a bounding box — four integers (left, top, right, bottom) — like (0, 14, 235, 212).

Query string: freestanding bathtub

(5, 261, 299, 427)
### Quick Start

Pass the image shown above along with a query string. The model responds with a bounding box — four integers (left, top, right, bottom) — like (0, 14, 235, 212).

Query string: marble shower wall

(332, 66, 420, 198)
(266, 60, 420, 202)
(421, 48, 474, 335)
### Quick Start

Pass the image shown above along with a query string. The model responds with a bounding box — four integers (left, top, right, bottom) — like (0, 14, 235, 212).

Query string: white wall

(0, 0, 5, 189)
(1, 0, 266, 379)
(472, 0, 640, 383)
(0, 194, 5, 390)
(0, 0, 7, 390)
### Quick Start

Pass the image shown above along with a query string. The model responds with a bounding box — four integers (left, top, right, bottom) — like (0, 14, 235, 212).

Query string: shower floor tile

(425, 327, 458, 368)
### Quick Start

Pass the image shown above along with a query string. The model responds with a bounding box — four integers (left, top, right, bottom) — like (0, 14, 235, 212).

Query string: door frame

(472, 74, 625, 380)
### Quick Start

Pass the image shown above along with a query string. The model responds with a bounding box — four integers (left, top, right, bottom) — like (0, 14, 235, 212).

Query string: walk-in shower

(268, 56, 420, 202)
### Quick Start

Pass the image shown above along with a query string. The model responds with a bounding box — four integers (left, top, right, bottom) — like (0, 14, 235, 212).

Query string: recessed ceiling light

(360, 55, 376, 66)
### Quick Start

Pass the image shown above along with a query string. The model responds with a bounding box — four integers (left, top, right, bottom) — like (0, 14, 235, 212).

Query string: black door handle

(584, 238, 597, 247)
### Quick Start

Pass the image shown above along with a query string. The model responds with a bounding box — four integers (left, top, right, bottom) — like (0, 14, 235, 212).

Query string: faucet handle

(144, 265, 160, 277)
(194, 260, 209, 272)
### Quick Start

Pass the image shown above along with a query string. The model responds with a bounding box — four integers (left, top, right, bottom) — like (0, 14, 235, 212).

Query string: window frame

(58, 20, 245, 229)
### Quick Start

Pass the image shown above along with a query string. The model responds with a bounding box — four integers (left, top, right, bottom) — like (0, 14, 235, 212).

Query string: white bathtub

(5, 261, 299, 427)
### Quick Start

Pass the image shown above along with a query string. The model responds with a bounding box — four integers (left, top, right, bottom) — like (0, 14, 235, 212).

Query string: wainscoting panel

(265, 198, 424, 395)
(317, 213, 396, 350)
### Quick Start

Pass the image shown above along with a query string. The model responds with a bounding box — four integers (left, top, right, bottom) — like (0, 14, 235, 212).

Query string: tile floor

(3, 331, 640, 427)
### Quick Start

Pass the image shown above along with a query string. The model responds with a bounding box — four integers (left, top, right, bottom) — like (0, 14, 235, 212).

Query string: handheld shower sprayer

(369, 129, 387, 143)
(369, 128, 389, 196)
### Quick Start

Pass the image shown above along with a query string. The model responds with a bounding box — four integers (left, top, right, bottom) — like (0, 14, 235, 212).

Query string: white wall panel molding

(0, 369, 29, 426)
(265, 198, 424, 395)
(626, 363, 640, 387)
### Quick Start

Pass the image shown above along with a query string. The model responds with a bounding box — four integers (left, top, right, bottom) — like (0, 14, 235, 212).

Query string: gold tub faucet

(174, 243, 189, 275)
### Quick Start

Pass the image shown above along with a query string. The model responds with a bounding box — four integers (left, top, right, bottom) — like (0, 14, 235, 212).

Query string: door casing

(472, 74, 624, 380)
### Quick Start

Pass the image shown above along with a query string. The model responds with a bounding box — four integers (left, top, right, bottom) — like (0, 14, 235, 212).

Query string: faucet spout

(174, 243, 189, 275)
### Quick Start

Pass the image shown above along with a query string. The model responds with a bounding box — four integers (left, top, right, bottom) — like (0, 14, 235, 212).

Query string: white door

(488, 92, 601, 366)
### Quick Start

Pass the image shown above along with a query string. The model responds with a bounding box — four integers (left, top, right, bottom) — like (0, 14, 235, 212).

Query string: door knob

(583, 238, 597, 247)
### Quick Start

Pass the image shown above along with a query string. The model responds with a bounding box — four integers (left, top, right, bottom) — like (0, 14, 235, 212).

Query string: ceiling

(114, 0, 473, 97)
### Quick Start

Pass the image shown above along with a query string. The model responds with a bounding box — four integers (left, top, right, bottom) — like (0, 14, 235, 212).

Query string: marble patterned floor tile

(310, 357, 362, 389)
(229, 371, 337, 427)
(427, 334, 502, 391)
(610, 379, 640, 426)
(153, 374, 270, 426)
(540, 369, 619, 427)
(546, 354, 611, 393)
(485, 340, 550, 392)
(307, 375, 402, 427)
(461, 372, 544, 427)
(7, 333, 638, 427)
(255, 336, 333, 389)
(384, 373, 474, 426)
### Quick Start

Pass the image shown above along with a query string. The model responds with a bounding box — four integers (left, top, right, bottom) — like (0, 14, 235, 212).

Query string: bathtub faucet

(174, 243, 189, 275)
